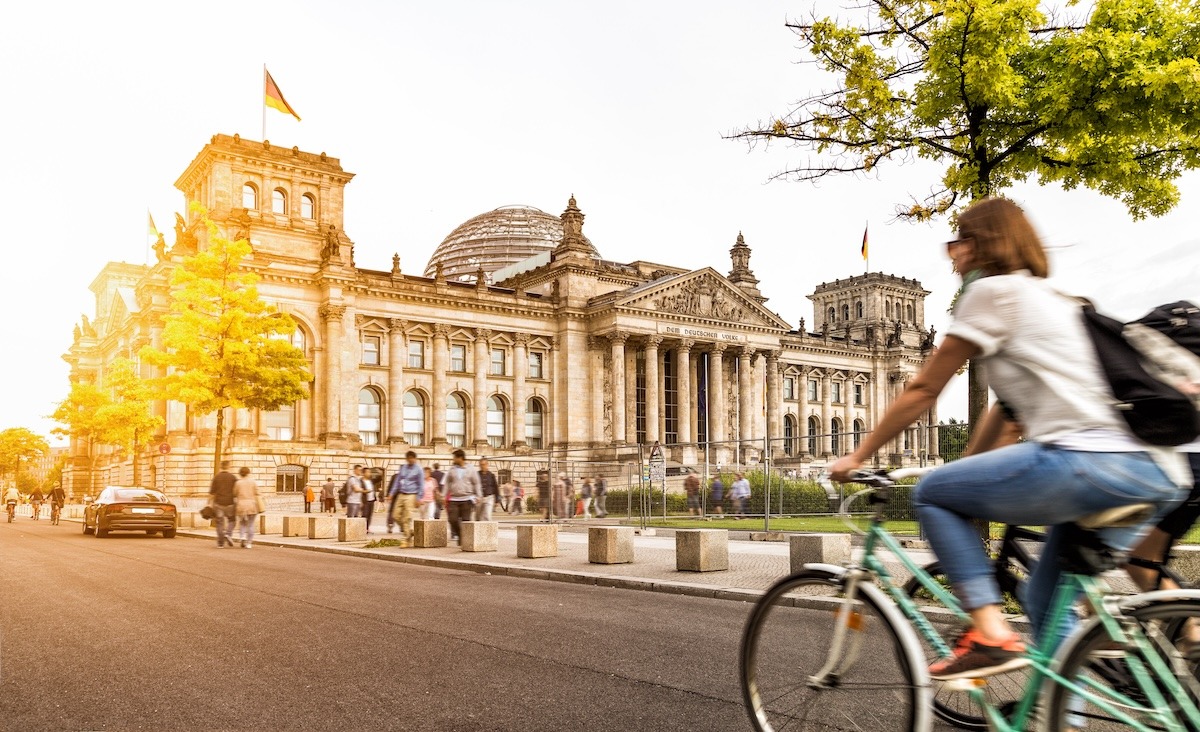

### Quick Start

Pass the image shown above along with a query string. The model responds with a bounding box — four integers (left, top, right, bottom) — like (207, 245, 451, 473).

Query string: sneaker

(929, 628, 1029, 680)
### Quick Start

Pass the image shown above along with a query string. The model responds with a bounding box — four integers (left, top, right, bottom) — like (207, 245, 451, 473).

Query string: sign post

(648, 442, 666, 521)
(158, 443, 170, 493)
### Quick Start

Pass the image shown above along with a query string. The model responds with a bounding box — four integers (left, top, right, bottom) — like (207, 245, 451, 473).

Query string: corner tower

(809, 273, 931, 348)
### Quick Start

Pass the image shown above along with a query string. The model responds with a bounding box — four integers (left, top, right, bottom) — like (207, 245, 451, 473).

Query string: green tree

(101, 358, 164, 487)
(141, 205, 310, 474)
(732, 0, 1200, 427)
(0, 427, 49, 484)
(937, 418, 970, 461)
(51, 379, 112, 495)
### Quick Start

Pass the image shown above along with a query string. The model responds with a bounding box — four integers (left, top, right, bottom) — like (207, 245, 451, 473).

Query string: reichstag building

(63, 134, 939, 494)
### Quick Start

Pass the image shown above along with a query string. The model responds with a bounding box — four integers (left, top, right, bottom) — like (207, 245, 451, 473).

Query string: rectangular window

(402, 403, 424, 446)
(362, 335, 381, 365)
(525, 409, 543, 450)
(528, 351, 543, 379)
(407, 341, 425, 369)
(450, 344, 466, 372)
(486, 408, 505, 448)
(832, 382, 843, 404)
(807, 379, 818, 401)
(854, 383, 864, 405)
(783, 377, 795, 400)
(490, 348, 506, 376)
(262, 404, 295, 441)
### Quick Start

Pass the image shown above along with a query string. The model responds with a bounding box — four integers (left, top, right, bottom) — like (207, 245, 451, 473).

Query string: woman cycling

(830, 197, 1189, 681)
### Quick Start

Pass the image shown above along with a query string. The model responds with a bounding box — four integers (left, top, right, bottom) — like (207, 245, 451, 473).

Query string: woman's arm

(830, 335, 979, 481)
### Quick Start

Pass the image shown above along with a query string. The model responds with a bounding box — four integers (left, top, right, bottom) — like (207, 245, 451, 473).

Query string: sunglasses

(945, 236, 973, 249)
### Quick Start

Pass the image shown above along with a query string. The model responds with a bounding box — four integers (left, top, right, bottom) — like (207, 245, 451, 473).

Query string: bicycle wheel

(1046, 594, 1200, 732)
(903, 561, 1033, 731)
(741, 567, 926, 732)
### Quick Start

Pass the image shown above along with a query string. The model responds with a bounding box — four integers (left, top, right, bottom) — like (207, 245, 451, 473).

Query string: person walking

(388, 451, 423, 545)
(321, 477, 337, 513)
(234, 466, 260, 549)
(730, 473, 751, 519)
(684, 471, 701, 516)
(209, 460, 238, 548)
(476, 458, 498, 521)
(552, 473, 568, 519)
(709, 475, 725, 516)
(537, 470, 551, 520)
(303, 483, 314, 513)
(510, 480, 525, 515)
(344, 465, 365, 519)
(420, 467, 438, 520)
(430, 462, 445, 520)
(361, 469, 378, 534)
(579, 478, 594, 519)
(499, 479, 513, 514)
(592, 475, 607, 518)
(442, 450, 481, 543)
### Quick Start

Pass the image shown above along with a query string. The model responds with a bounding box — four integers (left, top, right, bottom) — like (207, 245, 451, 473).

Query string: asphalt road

(0, 519, 919, 732)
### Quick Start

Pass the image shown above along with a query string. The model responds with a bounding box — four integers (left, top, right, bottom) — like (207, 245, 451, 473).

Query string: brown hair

(956, 198, 1049, 278)
(238, 467, 250, 477)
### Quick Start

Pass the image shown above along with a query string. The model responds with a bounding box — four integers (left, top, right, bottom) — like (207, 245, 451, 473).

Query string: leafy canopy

(733, 0, 1200, 219)
(52, 358, 162, 454)
(0, 427, 49, 475)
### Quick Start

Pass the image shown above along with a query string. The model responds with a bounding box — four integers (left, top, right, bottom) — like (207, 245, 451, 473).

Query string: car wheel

(163, 529, 176, 538)
(96, 525, 108, 538)
(83, 521, 94, 535)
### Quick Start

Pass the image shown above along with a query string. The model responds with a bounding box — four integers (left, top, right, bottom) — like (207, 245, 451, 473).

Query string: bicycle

(50, 502, 62, 525)
(30, 500, 42, 521)
(904, 523, 1193, 729)
(739, 468, 1200, 732)
(5, 500, 15, 523)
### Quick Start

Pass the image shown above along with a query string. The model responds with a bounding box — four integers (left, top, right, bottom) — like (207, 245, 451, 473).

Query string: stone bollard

(281, 515, 308, 538)
(460, 521, 498, 552)
(257, 514, 284, 535)
(516, 524, 558, 558)
(589, 526, 634, 564)
(413, 520, 448, 548)
(307, 515, 337, 539)
(338, 517, 367, 542)
(676, 529, 729, 572)
(789, 533, 852, 573)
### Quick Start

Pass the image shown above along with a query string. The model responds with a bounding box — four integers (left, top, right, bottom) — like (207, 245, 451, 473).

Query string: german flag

(264, 68, 301, 121)
(861, 224, 868, 261)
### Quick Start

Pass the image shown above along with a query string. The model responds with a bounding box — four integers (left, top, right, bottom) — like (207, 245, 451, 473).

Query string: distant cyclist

(29, 489, 45, 521)
(3, 484, 20, 520)
(48, 484, 66, 524)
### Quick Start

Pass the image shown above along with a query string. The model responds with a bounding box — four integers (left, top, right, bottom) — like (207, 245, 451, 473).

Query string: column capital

(763, 348, 780, 363)
(474, 327, 492, 344)
(513, 332, 530, 346)
(739, 345, 756, 359)
(319, 303, 346, 322)
(389, 318, 408, 334)
(645, 335, 663, 349)
(678, 338, 695, 353)
(432, 323, 451, 339)
(609, 331, 629, 345)
(711, 342, 727, 355)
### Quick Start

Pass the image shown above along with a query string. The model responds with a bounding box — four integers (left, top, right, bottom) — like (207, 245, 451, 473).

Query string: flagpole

(262, 64, 267, 141)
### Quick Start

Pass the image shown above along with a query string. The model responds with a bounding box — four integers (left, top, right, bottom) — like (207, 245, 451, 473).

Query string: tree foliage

(731, 0, 1200, 220)
(0, 427, 49, 478)
(141, 205, 310, 473)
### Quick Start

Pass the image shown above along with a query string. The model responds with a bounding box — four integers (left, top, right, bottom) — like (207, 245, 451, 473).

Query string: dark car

(83, 487, 178, 538)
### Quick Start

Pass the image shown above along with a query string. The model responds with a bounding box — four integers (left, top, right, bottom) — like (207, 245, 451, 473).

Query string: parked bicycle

(739, 468, 1200, 732)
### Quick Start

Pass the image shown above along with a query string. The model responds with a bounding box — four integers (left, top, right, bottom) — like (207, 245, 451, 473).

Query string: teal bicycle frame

(854, 515, 1200, 732)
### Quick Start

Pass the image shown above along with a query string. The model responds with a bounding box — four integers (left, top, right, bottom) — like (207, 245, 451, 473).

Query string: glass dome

(424, 205, 598, 284)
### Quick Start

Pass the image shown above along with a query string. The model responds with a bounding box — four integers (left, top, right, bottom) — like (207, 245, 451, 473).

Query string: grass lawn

(640, 515, 923, 535)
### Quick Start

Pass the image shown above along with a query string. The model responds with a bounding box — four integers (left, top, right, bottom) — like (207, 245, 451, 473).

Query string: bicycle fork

(809, 569, 869, 688)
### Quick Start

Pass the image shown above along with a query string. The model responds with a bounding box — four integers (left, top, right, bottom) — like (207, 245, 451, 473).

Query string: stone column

(431, 323, 449, 446)
(624, 345, 637, 444)
(319, 303, 347, 441)
(765, 350, 780, 456)
(689, 353, 700, 443)
(590, 337, 606, 446)
(738, 346, 754, 454)
(821, 370, 833, 456)
(473, 328, 491, 449)
(927, 398, 939, 459)
(710, 344, 727, 444)
(676, 339, 693, 444)
(842, 376, 854, 457)
(149, 326, 167, 438)
(387, 319, 407, 444)
(644, 336, 662, 443)
(512, 333, 529, 448)
(609, 332, 627, 444)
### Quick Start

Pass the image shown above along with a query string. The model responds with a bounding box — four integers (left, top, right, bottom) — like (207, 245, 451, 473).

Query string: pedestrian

(344, 465, 365, 519)
(552, 472, 568, 519)
(303, 483, 314, 513)
(431, 462, 445, 520)
(361, 468, 378, 534)
(730, 472, 751, 519)
(388, 451, 423, 545)
(684, 471, 701, 516)
(499, 479, 513, 514)
(420, 467, 438, 520)
(442, 449, 481, 543)
(510, 480, 525, 515)
(592, 475, 607, 518)
(476, 458, 498, 521)
(709, 475, 725, 516)
(579, 478, 594, 518)
(209, 460, 238, 547)
(321, 477, 337, 513)
(234, 466, 260, 549)
(537, 470, 551, 520)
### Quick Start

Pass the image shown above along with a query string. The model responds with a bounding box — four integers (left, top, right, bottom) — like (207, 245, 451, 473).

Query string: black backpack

(1083, 300, 1200, 446)
(338, 480, 350, 507)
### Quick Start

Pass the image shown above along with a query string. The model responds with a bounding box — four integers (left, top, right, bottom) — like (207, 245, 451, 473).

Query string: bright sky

(2, 1, 1196, 444)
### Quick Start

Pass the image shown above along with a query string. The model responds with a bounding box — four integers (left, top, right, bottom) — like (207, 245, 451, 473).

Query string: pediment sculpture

(653, 277, 747, 323)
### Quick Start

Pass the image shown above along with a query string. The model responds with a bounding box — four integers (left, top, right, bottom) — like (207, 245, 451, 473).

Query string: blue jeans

(915, 442, 1182, 639)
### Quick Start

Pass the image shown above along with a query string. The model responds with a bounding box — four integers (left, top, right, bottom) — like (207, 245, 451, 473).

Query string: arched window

(807, 416, 820, 456)
(830, 419, 842, 455)
(242, 183, 258, 209)
(841, 304, 850, 321)
(358, 388, 382, 445)
(853, 419, 866, 450)
(272, 188, 287, 215)
(783, 414, 796, 456)
(896, 300, 903, 319)
(856, 301, 864, 318)
(301, 193, 315, 219)
(402, 391, 425, 445)
(276, 464, 307, 493)
(525, 398, 544, 449)
(885, 301, 892, 318)
(486, 395, 506, 448)
(446, 393, 466, 448)
(828, 306, 836, 323)
(907, 303, 915, 323)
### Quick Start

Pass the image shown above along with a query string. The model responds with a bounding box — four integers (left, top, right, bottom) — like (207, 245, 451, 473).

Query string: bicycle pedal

(940, 677, 988, 693)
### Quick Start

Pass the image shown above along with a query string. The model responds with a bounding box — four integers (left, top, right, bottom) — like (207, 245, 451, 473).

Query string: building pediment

(607, 268, 789, 330)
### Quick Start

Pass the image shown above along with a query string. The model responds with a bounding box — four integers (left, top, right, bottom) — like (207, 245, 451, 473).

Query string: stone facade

(62, 134, 937, 496)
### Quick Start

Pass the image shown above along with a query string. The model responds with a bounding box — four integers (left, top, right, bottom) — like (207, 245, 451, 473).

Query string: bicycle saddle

(1075, 502, 1155, 530)
(1059, 503, 1155, 575)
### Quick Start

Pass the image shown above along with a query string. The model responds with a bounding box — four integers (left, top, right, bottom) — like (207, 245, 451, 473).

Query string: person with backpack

(830, 197, 1188, 682)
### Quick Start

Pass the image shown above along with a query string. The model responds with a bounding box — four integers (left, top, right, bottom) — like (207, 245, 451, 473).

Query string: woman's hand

(829, 455, 863, 483)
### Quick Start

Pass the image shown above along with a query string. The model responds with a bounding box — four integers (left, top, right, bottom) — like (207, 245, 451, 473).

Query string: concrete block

(516, 524, 558, 558)
(338, 517, 367, 542)
(461, 521, 498, 552)
(257, 514, 284, 535)
(413, 519, 447, 548)
(307, 515, 337, 539)
(676, 529, 730, 572)
(589, 526, 634, 564)
(282, 515, 308, 538)
(790, 533, 852, 573)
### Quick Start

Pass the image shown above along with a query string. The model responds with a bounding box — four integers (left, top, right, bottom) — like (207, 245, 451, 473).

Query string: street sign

(649, 452, 666, 484)
(158, 443, 171, 455)
(642, 465, 651, 482)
